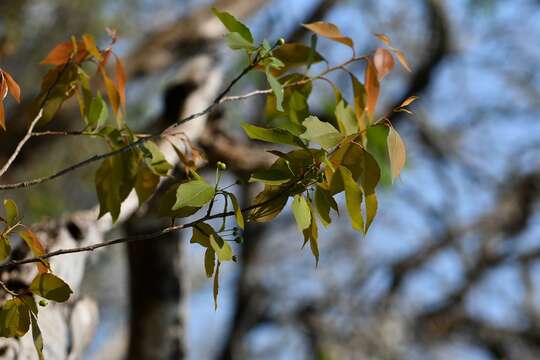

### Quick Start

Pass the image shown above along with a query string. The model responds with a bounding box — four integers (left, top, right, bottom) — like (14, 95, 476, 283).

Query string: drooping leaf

(209, 234, 233, 262)
(204, 248, 215, 278)
(213, 261, 221, 310)
(87, 92, 108, 129)
(250, 185, 290, 222)
(364, 59, 380, 119)
(364, 193, 378, 233)
(190, 223, 215, 247)
(0, 235, 11, 262)
(4, 199, 18, 226)
(30, 273, 73, 302)
(100, 68, 120, 115)
(302, 204, 319, 266)
(373, 48, 395, 80)
(314, 186, 333, 227)
(134, 162, 160, 204)
(387, 127, 406, 181)
(31, 315, 44, 360)
(335, 100, 358, 136)
(0, 298, 30, 337)
(114, 55, 127, 111)
(172, 179, 215, 210)
(241, 123, 303, 147)
(291, 195, 311, 231)
(300, 116, 344, 149)
(266, 71, 284, 112)
(302, 21, 353, 48)
(2, 70, 21, 103)
(340, 166, 364, 232)
(227, 193, 244, 230)
(212, 7, 254, 44)
(350, 74, 368, 131)
(19, 230, 48, 273)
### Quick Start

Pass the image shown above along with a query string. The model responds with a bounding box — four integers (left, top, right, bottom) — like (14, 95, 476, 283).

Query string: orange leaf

(114, 54, 127, 111)
(82, 34, 103, 61)
(364, 59, 380, 119)
(2, 70, 21, 103)
(394, 49, 412, 72)
(373, 48, 395, 80)
(41, 41, 75, 65)
(374, 33, 391, 45)
(302, 21, 354, 48)
(101, 68, 119, 114)
(0, 78, 7, 130)
(399, 95, 419, 108)
(19, 230, 49, 273)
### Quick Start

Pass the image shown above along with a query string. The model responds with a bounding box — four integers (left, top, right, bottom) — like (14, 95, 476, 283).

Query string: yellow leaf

(387, 127, 406, 181)
(82, 34, 103, 61)
(374, 33, 391, 45)
(394, 49, 412, 72)
(399, 95, 419, 108)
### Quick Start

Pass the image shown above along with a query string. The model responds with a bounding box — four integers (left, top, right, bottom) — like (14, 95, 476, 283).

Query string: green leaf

(30, 273, 73, 303)
(31, 315, 44, 360)
(350, 74, 368, 131)
(158, 183, 200, 218)
(19, 295, 38, 315)
(0, 298, 30, 337)
(300, 116, 344, 149)
(227, 193, 244, 230)
(209, 234, 233, 262)
(3, 199, 18, 226)
(143, 141, 172, 176)
(273, 43, 324, 67)
(249, 169, 292, 185)
(134, 162, 160, 204)
(335, 100, 358, 136)
(387, 127, 406, 181)
(291, 195, 311, 231)
(250, 185, 290, 222)
(87, 92, 108, 129)
(204, 248, 215, 278)
(0, 235, 11, 262)
(302, 204, 319, 266)
(266, 71, 284, 112)
(364, 193, 378, 233)
(212, 7, 254, 43)
(225, 32, 254, 50)
(241, 123, 303, 147)
(190, 223, 215, 247)
(314, 186, 335, 227)
(340, 166, 364, 232)
(96, 149, 138, 222)
(172, 179, 215, 210)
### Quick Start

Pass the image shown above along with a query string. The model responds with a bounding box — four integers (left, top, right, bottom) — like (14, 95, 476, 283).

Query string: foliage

(0, 7, 415, 357)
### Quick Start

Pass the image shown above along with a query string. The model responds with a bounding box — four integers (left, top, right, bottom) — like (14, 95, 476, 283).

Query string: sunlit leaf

(209, 234, 233, 262)
(399, 95, 419, 108)
(212, 7, 254, 43)
(350, 74, 368, 131)
(387, 127, 406, 181)
(225, 32, 254, 50)
(242, 123, 303, 147)
(335, 100, 358, 136)
(300, 116, 344, 149)
(87, 92, 108, 129)
(172, 179, 215, 210)
(19, 230, 48, 273)
(291, 195, 311, 231)
(303, 21, 353, 48)
(142, 141, 172, 176)
(227, 193, 244, 230)
(364, 192, 378, 233)
(394, 49, 412, 72)
(373, 47, 395, 80)
(114, 55, 127, 111)
(4, 199, 18, 226)
(82, 34, 103, 61)
(340, 166, 364, 232)
(266, 71, 284, 112)
(3, 70, 21, 103)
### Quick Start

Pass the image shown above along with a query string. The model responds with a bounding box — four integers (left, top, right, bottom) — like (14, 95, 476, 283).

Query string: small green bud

(39, 300, 48, 307)
(217, 161, 227, 170)
(277, 38, 285, 46)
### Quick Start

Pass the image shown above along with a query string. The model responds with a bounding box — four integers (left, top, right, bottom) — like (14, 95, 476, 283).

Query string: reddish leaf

(2, 70, 21, 103)
(40, 41, 74, 65)
(373, 48, 395, 80)
(303, 21, 353, 48)
(364, 59, 380, 119)
(0, 78, 7, 130)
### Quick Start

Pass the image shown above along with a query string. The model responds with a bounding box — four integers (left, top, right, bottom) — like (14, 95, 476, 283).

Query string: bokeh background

(2, 0, 540, 359)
